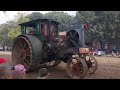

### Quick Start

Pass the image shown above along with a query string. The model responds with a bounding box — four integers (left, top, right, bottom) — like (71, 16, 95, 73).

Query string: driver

(51, 26, 56, 37)
(28, 27, 35, 34)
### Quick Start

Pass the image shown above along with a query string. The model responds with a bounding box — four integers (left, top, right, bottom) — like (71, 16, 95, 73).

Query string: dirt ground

(0, 51, 120, 79)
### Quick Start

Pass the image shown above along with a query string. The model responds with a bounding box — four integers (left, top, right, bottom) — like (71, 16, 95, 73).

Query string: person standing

(11, 64, 26, 79)
(104, 44, 108, 54)
(112, 45, 117, 53)
(37, 68, 50, 79)
(0, 58, 12, 79)
(5, 46, 8, 51)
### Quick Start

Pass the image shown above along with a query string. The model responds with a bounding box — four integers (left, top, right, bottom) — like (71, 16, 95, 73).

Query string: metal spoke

(23, 58, 30, 66)
(26, 54, 31, 57)
(14, 46, 21, 53)
(14, 53, 20, 59)
(91, 67, 95, 70)
(89, 57, 93, 61)
(70, 32, 74, 38)
(25, 48, 30, 55)
(89, 68, 94, 73)
(14, 45, 19, 50)
(19, 39, 23, 49)
(70, 39, 79, 48)
(23, 41, 27, 49)
(74, 37, 79, 42)
(88, 69, 91, 73)
(26, 47, 30, 52)
(15, 49, 20, 54)
(18, 55, 23, 63)
(69, 32, 72, 37)
(73, 31, 77, 36)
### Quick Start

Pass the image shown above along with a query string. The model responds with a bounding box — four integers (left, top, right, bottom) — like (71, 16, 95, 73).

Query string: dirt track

(0, 51, 120, 79)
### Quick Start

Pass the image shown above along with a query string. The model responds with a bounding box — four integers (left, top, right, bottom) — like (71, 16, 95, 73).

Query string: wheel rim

(66, 57, 88, 79)
(85, 55, 98, 74)
(12, 37, 32, 71)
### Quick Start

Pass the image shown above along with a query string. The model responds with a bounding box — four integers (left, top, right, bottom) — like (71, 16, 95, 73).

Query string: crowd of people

(89, 44, 120, 57)
(0, 43, 9, 51)
(0, 43, 12, 51)
(0, 58, 50, 79)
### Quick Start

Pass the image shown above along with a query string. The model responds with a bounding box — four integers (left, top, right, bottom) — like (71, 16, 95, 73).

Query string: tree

(75, 11, 96, 42)
(44, 11, 74, 31)
(27, 12, 44, 20)
(0, 11, 120, 49)
(0, 23, 13, 46)
(8, 26, 21, 40)
(7, 13, 30, 46)
(8, 12, 30, 39)
(93, 11, 120, 44)
(14, 12, 30, 23)
(75, 11, 120, 49)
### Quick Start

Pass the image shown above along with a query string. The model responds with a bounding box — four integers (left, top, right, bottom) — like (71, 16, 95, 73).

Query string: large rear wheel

(12, 35, 42, 72)
(12, 37, 32, 71)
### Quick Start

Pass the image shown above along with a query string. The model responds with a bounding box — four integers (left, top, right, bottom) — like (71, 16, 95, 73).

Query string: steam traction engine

(12, 19, 98, 79)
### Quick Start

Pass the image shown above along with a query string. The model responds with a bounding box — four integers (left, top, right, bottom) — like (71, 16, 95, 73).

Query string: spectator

(112, 45, 117, 53)
(37, 68, 50, 79)
(5, 46, 8, 51)
(104, 44, 108, 54)
(89, 48, 98, 56)
(0, 58, 12, 79)
(11, 64, 26, 79)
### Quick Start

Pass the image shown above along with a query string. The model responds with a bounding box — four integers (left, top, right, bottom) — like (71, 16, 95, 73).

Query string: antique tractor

(12, 19, 98, 79)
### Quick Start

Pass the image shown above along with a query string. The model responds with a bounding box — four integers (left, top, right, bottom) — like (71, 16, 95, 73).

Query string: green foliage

(0, 11, 120, 48)
(14, 12, 30, 23)
(27, 12, 44, 20)
(0, 12, 30, 46)
(7, 13, 30, 39)
(44, 11, 74, 31)
(8, 27, 21, 39)
(75, 11, 96, 23)
(0, 23, 13, 46)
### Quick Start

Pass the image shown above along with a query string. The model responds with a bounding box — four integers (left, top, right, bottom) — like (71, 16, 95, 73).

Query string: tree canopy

(0, 11, 120, 48)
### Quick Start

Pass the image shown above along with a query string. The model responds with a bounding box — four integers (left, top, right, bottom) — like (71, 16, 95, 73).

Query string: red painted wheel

(66, 57, 88, 79)
(85, 55, 98, 74)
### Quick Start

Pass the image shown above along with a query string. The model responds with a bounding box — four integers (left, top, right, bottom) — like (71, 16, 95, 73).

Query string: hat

(14, 64, 26, 72)
(0, 58, 6, 64)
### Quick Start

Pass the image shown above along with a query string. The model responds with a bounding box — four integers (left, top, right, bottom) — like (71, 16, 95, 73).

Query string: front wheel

(66, 57, 88, 79)
(85, 55, 98, 74)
